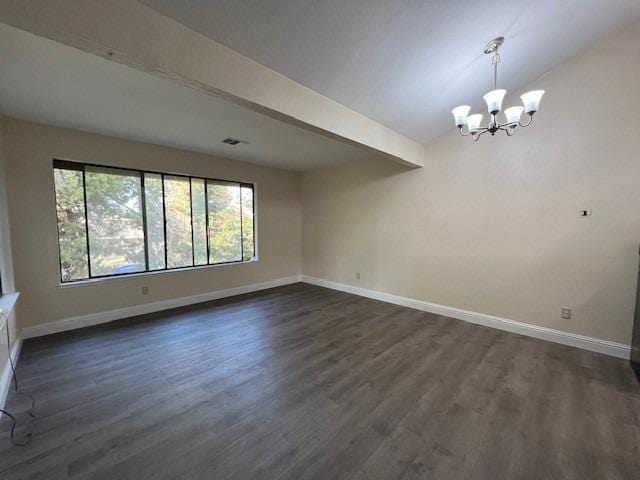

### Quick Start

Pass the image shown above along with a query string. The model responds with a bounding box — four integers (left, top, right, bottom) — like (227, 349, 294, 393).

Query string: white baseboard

(0, 334, 23, 412)
(15, 273, 632, 361)
(21, 275, 302, 340)
(300, 275, 631, 360)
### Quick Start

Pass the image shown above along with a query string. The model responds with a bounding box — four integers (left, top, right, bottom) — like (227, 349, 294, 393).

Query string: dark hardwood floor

(1, 283, 639, 479)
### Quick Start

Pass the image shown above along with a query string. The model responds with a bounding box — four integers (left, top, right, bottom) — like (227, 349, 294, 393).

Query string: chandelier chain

(491, 50, 500, 90)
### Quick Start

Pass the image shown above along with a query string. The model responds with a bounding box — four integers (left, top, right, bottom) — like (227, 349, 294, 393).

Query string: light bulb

(451, 105, 471, 127)
(483, 89, 507, 113)
(521, 90, 545, 113)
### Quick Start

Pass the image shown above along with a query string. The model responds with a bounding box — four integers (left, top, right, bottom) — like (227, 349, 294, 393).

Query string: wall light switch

(142, 286, 149, 295)
(561, 308, 572, 320)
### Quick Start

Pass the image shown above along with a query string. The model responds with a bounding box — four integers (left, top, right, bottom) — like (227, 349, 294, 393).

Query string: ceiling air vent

(222, 137, 249, 146)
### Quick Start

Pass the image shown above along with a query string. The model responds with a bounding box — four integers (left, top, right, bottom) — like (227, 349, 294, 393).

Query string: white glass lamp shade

(483, 89, 506, 113)
(466, 114, 483, 131)
(451, 105, 471, 127)
(504, 106, 524, 124)
(521, 90, 545, 113)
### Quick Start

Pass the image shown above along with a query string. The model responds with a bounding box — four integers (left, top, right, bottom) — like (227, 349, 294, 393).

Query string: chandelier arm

(496, 124, 516, 136)
(457, 126, 472, 137)
(518, 113, 534, 127)
(471, 127, 489, 142)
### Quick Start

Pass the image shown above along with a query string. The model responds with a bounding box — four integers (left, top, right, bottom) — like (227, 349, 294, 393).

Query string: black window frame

(53, 159, 256, 284)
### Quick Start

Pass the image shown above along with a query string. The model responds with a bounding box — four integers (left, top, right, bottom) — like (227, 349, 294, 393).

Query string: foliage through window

(85, 166, 146, 276)
(53, 160, 256, 283)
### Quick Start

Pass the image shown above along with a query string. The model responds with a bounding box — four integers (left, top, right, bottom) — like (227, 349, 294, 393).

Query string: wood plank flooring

(1, 283, 639, 479)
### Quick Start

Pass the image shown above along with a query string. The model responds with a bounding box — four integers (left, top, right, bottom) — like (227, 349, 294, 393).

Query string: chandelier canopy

(451, 37, 544, 141)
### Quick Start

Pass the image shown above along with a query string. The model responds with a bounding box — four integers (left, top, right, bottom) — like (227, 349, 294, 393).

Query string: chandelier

(451, 37, 544, 141)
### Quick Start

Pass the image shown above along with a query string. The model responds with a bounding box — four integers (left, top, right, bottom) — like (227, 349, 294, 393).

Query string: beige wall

(301, 22, 640, 345)
(2, 117, 301, 328)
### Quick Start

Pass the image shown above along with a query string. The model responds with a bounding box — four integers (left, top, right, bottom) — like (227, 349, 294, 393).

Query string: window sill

(0, 292, 20, 330)
(58, 258, 259, 288)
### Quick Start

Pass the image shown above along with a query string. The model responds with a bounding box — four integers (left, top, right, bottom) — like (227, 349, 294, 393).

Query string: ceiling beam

(0, 0, 425, 168)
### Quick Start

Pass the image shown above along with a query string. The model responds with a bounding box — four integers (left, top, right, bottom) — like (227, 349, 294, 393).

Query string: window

(164, 175, 193, 269)
(144, 173, 166, 271)
(54, 167, 89, 281)
(207, 181, 242, 264)
(191, 179, 207, 266)
(53, 160, 256, 283)
(85, 166, 146, 276)
(241, 184, 254, 262)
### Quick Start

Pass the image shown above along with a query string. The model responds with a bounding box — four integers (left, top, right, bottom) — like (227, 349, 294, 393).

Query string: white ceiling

(141, 0, 640, 144)
(0, 23, 370, 171)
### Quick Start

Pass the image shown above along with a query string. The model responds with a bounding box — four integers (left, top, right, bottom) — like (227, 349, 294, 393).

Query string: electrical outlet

(561, 308, 571, 320)
(141, 286, 149, 296)
(356, 272, 361, 280)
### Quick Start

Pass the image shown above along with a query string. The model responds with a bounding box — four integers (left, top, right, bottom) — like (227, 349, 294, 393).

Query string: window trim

(53, 158, 257, 284)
